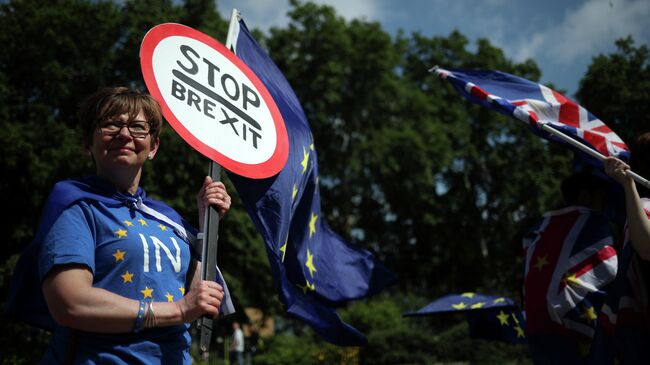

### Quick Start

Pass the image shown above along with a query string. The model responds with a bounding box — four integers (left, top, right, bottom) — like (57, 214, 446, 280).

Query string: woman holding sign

(18, 87, 231, 364)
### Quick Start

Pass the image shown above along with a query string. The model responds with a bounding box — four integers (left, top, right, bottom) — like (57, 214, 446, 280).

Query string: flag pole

(538, 122, 650, 189)
(198, 8, 241, 353)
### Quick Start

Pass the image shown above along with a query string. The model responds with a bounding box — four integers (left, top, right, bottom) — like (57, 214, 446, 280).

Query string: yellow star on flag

(461, 292, 475, 298)
(299, 280, 315, 293)
(141, 287, 153, 299)
(564, 273, 581, 286)
(115, 229, 127, 238)
(121, 271, 133, 283)
(470, 302, 485, 309)
(165, 293, 174, 302)
(301, 146, 310, 173)
(493, 297, 505, 303)
(452, 302, 467, 310)
(309, 212, 318, 238)
(158, 224, 167, 231)
(534, 255, 549, 271)
(305, 249, 317, 277)
(279, 242, 287, 262)
(138, 218, 147, 226)
(112, 249, 125, 262)
(580, 306, 598, 321)
(292, 184, 298, 201)
(514, 326, 525, 338)
(123, 220, 133, 227)
(497, 311, 510, 325)
(511, 313, 521, 325)
(179, 287, 185, 296)
(310, 142, 314, 151)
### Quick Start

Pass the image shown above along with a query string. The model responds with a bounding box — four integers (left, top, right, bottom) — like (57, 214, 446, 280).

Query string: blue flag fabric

(404, 293, 527, 344)
(466, 308, 527, 344)
(227, 19, 395, 346)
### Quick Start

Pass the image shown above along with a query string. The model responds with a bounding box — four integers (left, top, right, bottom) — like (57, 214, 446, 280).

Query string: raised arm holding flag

(433, 65, 650, 362)
(597, 133, 650, 363)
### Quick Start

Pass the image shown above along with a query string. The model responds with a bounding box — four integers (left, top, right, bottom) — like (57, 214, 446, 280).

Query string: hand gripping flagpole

(198, 160, 221, 352)
(538, 122, 650, 190)
(198, 8, 241, 353)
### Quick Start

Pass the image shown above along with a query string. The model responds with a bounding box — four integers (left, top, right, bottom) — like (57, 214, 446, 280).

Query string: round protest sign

(140, 23, 288, 178)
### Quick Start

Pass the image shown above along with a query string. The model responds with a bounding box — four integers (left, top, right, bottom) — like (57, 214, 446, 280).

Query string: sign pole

(198, 8, 241, 353)
(199, 160, 222, 352)
(141, 10, 288, 350)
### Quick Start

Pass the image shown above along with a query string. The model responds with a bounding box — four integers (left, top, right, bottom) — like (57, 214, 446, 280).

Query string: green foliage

(342, 296, 407, 334)
(253, 334, 319, 365)
(267, 1, 569, 301)
(576, 36, 650, 144)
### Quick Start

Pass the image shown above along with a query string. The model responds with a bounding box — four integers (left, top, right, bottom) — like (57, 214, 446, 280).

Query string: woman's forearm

(42, 266, 185, 333)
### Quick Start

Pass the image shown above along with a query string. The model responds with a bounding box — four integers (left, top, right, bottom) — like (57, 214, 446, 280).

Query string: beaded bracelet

(133, 300, 146, 333)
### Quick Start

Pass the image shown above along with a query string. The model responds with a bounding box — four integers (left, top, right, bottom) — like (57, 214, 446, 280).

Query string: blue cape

(4, 175, 196, 331)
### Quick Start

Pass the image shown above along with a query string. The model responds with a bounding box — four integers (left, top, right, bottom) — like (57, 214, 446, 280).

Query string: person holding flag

(6, 87, 231, 364)
(599, 132, 650, 363)
(430, 65, 649, 363)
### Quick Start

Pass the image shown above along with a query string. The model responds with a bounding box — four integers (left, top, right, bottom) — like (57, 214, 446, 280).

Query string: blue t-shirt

(39, 200, 193, 364)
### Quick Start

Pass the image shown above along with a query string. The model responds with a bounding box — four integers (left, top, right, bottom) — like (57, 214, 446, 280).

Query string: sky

(216, 0, 650, 97)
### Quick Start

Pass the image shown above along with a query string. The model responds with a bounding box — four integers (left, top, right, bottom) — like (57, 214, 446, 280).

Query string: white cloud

(312, 0, 379, 21)
(218, 0, 288, 31)
(218, 0, 380, 31)
(513, 0, 650, 64)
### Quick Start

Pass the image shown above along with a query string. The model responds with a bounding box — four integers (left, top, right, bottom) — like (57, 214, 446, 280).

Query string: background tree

(267, 1, 570, 299)
(576, 36, 650, 145)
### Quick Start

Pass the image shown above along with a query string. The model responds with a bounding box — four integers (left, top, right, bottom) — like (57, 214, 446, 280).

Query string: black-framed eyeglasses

(99, 120, 151, 139)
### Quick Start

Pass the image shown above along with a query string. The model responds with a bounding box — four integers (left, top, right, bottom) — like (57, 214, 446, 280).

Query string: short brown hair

(631, 132, 650, 197)
(79, 87, 163, 146)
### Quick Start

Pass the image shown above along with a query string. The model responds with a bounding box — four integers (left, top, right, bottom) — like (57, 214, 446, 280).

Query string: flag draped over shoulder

(432, 67, 629, 161)
(599, 198, 650, 333)
(403, 293, 527, 344)
(4, 176, 197, 330)
(227, 19, 395, 346)
(522, 206, 617, 338)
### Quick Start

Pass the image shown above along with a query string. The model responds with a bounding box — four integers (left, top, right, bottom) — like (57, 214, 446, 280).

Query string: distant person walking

(230, 321, 245, 365)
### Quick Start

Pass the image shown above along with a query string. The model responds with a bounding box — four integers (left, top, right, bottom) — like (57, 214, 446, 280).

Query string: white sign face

(141, 23, 288, 178)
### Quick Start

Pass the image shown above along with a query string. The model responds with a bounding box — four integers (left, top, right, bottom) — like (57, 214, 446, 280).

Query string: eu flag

(227, 18, 395, 346)
(404, 293, 527, 344)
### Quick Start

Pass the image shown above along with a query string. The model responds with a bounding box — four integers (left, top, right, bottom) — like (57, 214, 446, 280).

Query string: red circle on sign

(140, 23, 288, 179)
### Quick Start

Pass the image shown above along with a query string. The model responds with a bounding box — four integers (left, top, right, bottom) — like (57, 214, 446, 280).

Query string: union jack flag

(523, 206, 617, 338)
(432, 67, 629, 161)
(599, 198, 650, 333)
